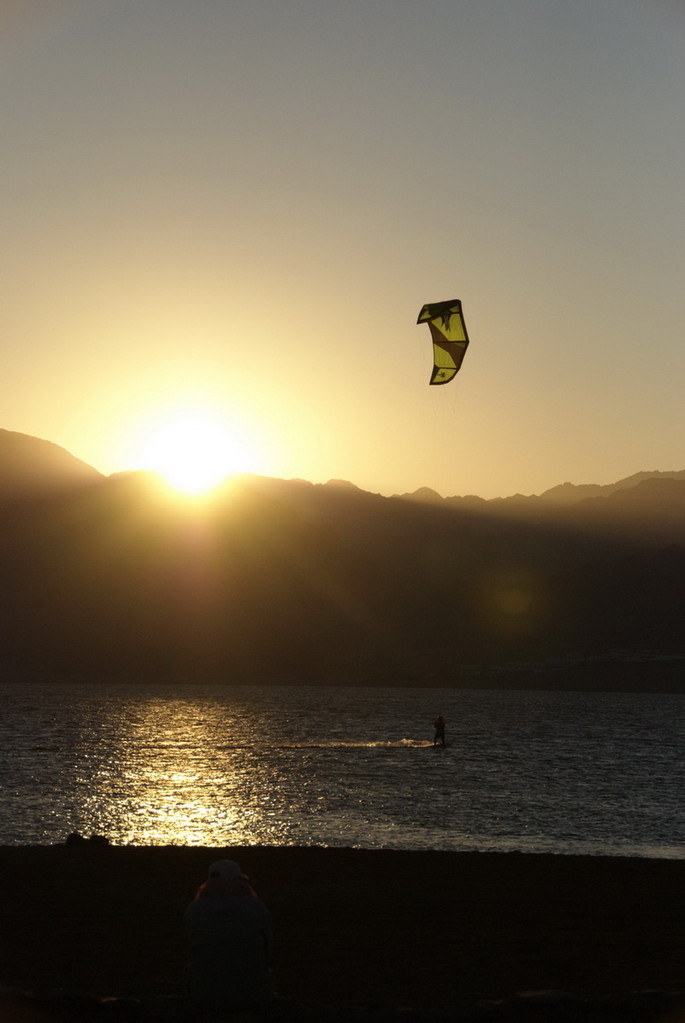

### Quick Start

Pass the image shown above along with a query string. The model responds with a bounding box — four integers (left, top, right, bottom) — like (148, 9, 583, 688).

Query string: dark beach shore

(0, 845, 683, 1017)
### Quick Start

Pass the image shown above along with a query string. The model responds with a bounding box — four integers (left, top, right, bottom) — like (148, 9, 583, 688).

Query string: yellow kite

(417, 299, 470, 385)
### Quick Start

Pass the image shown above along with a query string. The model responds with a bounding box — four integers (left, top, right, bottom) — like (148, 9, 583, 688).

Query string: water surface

(0, 683, 682, 856)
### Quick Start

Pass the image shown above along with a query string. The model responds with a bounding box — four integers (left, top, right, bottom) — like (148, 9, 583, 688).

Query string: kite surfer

(433, 715, 446, 748)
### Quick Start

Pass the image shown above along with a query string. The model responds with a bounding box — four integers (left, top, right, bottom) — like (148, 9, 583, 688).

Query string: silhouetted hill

(540, 469, 685, 504)
(0, 432, 683, 689)
(0, 429, 103, 497)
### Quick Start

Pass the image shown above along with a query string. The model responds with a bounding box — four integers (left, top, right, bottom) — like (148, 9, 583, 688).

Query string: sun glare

(138, 412, 254, 495)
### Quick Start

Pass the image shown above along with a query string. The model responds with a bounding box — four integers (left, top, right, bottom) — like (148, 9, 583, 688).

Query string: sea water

(0, 682, 682, 857)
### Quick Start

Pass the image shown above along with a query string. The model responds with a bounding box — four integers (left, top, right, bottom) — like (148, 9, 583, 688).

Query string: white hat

(208, 859, 245, 881)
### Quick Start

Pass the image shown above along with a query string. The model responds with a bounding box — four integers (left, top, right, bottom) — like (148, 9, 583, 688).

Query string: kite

(417, 299, 470, 385)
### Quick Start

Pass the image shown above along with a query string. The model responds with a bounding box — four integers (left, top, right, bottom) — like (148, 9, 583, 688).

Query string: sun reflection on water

(76, 691, 386, 847)
(71, 695, 282, 846)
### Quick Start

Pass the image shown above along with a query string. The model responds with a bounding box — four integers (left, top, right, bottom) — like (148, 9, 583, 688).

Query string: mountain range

(1, 429, 683, 690)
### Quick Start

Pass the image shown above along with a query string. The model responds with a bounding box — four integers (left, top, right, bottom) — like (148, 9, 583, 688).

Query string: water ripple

(0, 681, 682, 855)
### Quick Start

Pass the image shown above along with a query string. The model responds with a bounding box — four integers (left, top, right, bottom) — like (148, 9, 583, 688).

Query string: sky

(1, 0, 684, 500)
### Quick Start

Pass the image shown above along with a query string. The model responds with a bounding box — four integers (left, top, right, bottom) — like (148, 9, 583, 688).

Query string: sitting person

(185, 859, 273, 1012)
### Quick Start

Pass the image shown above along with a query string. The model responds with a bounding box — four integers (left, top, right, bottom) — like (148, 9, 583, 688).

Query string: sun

(138, 411, 254, 495)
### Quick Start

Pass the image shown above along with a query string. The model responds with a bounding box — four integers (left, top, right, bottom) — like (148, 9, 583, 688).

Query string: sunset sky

(2, 0, 683, 500)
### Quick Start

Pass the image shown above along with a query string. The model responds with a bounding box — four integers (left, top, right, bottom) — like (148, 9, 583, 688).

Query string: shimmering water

(0, 682, 682, 856)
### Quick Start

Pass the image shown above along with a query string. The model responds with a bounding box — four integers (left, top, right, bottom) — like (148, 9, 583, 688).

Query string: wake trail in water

(253, 739, 433, 750)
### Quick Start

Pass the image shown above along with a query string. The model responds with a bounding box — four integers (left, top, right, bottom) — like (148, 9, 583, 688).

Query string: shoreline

(0, 845, 683, 1010)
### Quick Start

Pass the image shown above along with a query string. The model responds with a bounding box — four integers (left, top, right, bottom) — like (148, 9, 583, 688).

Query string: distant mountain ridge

(538, 470, 685, 504)
(0, 427, 682, 505)
(395, 469, 685, 507)
(0, 429, 683, 689)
